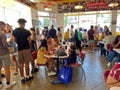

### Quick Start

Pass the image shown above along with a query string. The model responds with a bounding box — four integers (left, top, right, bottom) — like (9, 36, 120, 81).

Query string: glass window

(5, 8, 20, 29)
(116, 11, 120, 32)
(0, 7, 5, 21)
(64, 15, 78, 32)
(79, 14, 96, 30)
(97, 13, 111, 29)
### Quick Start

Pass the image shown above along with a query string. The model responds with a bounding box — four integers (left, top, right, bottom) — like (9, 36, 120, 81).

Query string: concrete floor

(1, 49, 111, 90)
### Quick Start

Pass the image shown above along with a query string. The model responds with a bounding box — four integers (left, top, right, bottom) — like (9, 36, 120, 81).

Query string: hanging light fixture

(29, 0, 41, 3)
(108, 2, 119, 7)
(44, 6, 53, 12)
(74, 5, 83, 9)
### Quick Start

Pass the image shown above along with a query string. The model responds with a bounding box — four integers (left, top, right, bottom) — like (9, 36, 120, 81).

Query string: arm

(113, 41, 120, 48)
(106, 76, 120, 89)
(2, 34, 9, 49)
(27, 36, 32, 49)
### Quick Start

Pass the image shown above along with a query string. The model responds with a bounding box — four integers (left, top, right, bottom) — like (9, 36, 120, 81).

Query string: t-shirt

(78, 31, 82, 41)
(12, 28, 31, 51)
(88, 29, 94, 40)
(109, 63, 120, 81)
(70, 50, 76, 63)
(49, 29, 56, 38)
(37, 47, 47, 64)
(0, 32, 9, 56)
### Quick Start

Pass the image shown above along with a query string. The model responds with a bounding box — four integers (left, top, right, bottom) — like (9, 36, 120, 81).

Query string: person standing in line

(4, 24, 18, 75)
(30, 28, 37, 52)
(0, 21, 16, 89)
(48, 25, 57, 38)
(30, 28, 38, 73)
(57, 27, 62, 43)
(77, 28, 82, 51)
(88, 25, 95, 52)
(12, 19, 33, 83)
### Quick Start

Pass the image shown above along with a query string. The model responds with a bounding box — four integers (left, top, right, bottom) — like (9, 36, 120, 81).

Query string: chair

(37, 63, 48, 78)
(71, 51, 86, 80)
(32, 51, 48, 77)
(106, 43, 113, 55)
(103, 70, 110, 82)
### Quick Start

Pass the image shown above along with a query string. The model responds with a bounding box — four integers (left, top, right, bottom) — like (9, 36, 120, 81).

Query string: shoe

(107, 62, 111, 67)
(0, 84, 3, 89)
(54, 67, 57, 71)
(14, 72, 18, 75)
(21, 78, 26, 83)
(31, 68, 39, 73)
(1, 74, 5, 77)
(5, 81, 16, 89)
(26, 76, 34, 82)
(34, 68, 39, 72)
(48, 71, 56, 76)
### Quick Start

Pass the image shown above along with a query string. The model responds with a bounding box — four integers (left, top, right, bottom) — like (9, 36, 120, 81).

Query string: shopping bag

(58, 65, 72, 84)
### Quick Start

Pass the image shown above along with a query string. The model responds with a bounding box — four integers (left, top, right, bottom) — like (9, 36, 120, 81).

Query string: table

(113, 49, 120, 54)
(44, 54, 69, 75)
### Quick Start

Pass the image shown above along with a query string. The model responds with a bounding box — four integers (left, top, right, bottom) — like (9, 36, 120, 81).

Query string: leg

(25, 63, 30, 77)
(19, 64, 24, 78)
(11, 55, 18, 74)
(47, 61, 53, 72)
(4, 66, 10, 83)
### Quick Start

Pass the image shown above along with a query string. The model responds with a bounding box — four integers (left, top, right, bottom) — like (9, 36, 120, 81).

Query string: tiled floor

(1, 49, 111, 90)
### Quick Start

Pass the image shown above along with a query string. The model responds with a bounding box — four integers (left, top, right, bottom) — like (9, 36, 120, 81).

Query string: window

(116, 11, 120, 32)
(5, 8, 20, 29)
(0, 7, 5, 21)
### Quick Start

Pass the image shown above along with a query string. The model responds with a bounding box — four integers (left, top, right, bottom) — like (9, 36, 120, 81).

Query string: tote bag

(58, 65, 72, 84)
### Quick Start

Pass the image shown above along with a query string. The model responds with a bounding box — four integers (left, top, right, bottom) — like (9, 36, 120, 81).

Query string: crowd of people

(0, 18, 120, 90)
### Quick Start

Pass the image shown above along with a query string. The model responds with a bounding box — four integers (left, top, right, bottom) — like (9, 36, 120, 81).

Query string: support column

(111, 10, 117, 36)
(56, 13, 64, 41)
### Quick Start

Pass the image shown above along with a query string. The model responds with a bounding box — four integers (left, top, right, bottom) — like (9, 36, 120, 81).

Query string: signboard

(86, 2, 109, 10)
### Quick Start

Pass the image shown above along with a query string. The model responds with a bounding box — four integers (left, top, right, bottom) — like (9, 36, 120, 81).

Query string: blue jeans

(101, 47, 106, 57)
(108, 51, 118, 62)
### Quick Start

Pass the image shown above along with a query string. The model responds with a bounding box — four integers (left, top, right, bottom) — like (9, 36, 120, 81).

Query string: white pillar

(111, 10, 117, 36)
(31, 8, 39, 28)
(56, 13, 64, 40)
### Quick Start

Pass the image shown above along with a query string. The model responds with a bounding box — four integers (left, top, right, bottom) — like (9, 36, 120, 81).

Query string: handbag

(32, 50, 38, 60)
(58, 65, 72, 84)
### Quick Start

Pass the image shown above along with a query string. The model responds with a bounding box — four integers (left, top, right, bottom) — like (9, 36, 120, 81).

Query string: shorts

(89, 40, 94, 43)
(18, 49, 33, 64)
(0, 53, 11, 67)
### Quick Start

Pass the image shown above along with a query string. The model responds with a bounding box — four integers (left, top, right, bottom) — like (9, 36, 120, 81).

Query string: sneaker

(48, 71, 56, 76)
(0, 84, 3, 89)
(26, 76, 34, 82)
(5, 81, 16, 89)
(21, 78, 26, 83)
(54, 67, 57, 71)
(1, 74, 5, 77)
(107, 62, 111, 67)
(34, 68, 39, 72)
(14, 72, 18, 75)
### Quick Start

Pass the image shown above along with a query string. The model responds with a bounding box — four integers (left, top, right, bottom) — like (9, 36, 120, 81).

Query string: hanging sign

(86, 2, 109, 10)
